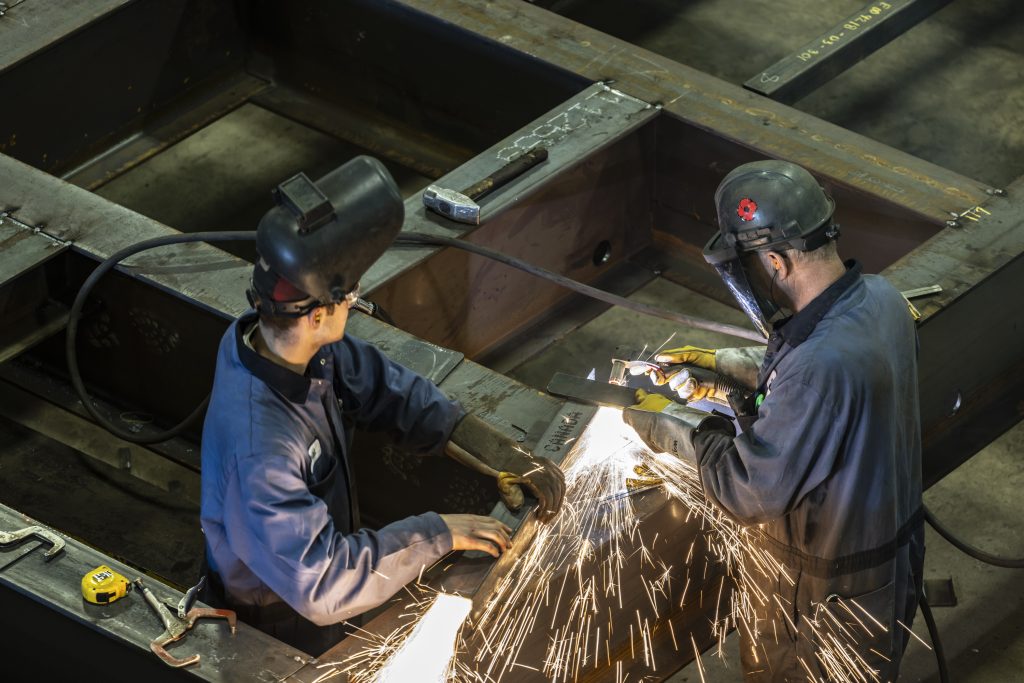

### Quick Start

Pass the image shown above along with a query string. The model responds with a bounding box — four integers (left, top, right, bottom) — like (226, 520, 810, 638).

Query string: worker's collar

(234, 311, 325, 403)
(770, 260, 862, 349)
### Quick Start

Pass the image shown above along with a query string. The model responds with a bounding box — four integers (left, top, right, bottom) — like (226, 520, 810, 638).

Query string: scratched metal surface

(0, 0, 131, 72)
(360, 82, 657, 295)
(743, 0, 954, 104)
(391, 0, 990, 222)
(0, 502, 311, 681)
(0, 214, 67, 289)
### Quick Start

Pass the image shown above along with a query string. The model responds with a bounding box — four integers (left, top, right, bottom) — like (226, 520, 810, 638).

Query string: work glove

(622, 389, 735, 465)
(625, 345, 717, 394)
(652, 345, 718, 370)
(448, 414, 566, 522)
(628, 346, 765, 395)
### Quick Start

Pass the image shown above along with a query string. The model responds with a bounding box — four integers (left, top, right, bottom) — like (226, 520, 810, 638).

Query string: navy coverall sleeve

(222, 438, 452, 626)
(693, 372, 846, 526)
(335, 337, 464, 453)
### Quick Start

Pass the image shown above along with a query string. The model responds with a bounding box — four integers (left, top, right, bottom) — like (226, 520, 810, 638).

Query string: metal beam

(390, 0, 989, 221)
(0, 211, 68, 289)
(0, 503, 312, 681)
(0, 379, 201, 505)
(744, 0, 955, 104)
(0, 0, 131, 72)
(385, 0, 1024, 479)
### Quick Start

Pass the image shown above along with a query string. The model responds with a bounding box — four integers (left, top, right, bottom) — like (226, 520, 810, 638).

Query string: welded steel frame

(0, 0, 1022, 681)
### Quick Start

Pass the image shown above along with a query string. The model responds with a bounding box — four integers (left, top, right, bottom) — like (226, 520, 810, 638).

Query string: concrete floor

(556, 0, 1024, 188)
(95, 103, 431, 261)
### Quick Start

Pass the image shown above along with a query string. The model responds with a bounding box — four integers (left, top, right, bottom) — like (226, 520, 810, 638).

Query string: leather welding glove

(448, 414, 566, 522)
(625, 346, 715, 392)
(653, 345, 718, 371)
(623, 389, 735, 465)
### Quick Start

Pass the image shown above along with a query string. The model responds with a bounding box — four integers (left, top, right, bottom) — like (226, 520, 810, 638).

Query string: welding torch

(617, 359, 746, 408)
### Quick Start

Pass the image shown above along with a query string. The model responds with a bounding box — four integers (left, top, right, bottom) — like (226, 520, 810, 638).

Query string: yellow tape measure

(82, 565, 131, 605)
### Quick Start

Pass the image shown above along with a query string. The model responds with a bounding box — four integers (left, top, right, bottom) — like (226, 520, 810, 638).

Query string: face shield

(703, 233, 778, 339)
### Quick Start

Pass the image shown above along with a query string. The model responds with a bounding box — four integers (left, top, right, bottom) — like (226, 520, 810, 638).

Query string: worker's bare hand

(440, 514, 513, 558)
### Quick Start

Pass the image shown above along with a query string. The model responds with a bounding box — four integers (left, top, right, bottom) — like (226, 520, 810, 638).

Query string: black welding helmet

(249, 155, 404, 316)
(703, 160, 840, 337)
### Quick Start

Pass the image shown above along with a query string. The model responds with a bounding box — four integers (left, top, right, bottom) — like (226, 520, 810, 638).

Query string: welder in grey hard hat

(624, 160, 923, 681)
(199, 156, 564, 654)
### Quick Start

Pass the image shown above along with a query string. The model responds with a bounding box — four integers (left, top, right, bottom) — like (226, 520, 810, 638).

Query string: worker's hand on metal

(500, 456, 565, 523)
(439, 514, 513, 558)
(448, 414, 565, 522)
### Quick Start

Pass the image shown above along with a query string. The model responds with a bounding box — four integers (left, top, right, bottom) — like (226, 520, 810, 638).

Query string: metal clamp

(134, 577, 236, 668)
(0, 525, 65, 561)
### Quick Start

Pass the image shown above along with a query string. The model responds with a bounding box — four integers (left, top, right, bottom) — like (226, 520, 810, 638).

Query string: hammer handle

(461, 148, 548, 201)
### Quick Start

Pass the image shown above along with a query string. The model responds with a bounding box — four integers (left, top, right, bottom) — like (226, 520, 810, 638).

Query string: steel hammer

(423, 148, 548, 224)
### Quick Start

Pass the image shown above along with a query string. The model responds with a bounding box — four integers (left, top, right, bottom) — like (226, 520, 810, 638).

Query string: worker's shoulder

(330, 331, 395, 372)
(860, 273, 905, 307)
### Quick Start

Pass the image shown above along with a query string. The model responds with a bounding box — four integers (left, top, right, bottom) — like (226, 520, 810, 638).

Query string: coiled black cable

(66, 231, 255, 444)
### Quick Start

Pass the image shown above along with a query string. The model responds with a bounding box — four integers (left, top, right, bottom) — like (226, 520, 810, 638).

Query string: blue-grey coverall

(695, 263, 924, 681)
(200, 312, 463, 654)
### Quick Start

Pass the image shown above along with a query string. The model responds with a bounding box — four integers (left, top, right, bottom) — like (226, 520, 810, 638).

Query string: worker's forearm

(716, 346, 765, 390)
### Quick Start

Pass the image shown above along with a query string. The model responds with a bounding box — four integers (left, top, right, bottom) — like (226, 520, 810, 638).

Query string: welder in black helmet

(200, 156, 564, 654)
(624, 160, 924, 681)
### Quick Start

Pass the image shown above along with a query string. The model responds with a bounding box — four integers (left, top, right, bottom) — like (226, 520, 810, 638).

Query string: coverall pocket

(816, 580, 897, 679)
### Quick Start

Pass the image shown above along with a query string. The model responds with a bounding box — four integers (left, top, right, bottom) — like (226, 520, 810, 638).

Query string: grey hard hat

(703, 160, 840, 338)
(708, 160, 838, 256)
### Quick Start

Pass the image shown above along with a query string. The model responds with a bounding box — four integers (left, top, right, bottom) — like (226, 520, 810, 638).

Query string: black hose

(920, 502, 1024, 682)
(394, 232, 766, 343)
(918, 594, 951, 683)
(924, 504, 1024, 568)
(68, 229, 761, 444)
(66, 231, 256, 444)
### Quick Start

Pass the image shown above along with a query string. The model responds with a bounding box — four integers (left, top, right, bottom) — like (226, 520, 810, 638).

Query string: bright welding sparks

(321, 591, 475, 683)
(625, 421, 896, 682)
(337, 405, 898, 683)
(470, 407, 650, 681)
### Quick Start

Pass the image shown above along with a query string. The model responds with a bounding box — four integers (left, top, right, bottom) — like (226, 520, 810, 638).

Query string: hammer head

(422, 185, 480, 224)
